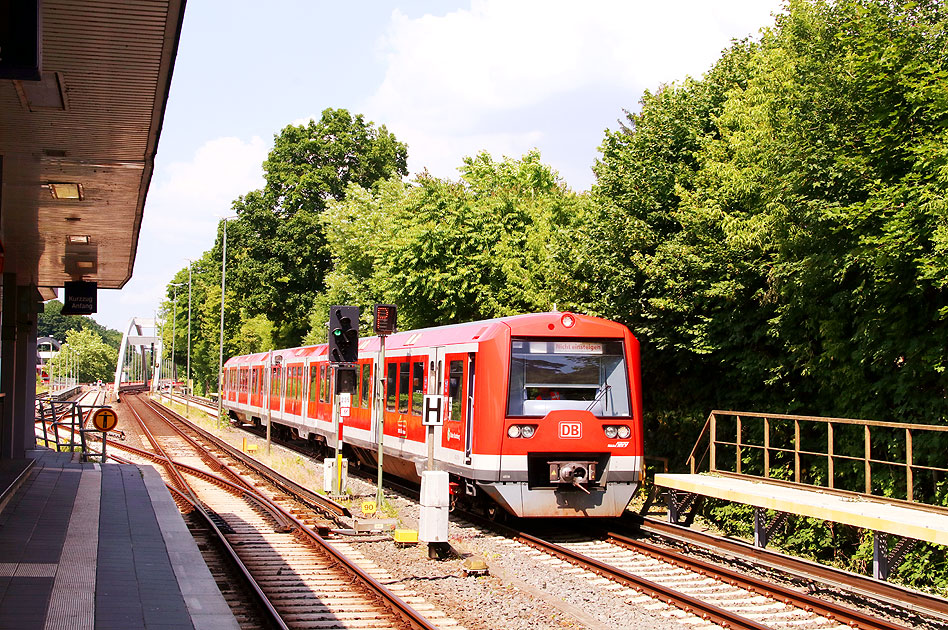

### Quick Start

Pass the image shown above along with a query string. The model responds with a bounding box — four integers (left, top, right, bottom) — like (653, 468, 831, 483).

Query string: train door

(269, 363, 283, 416)
(466, 352, 475, 463)
(439, 350, 471, 462)
(250, 367, 261, 408)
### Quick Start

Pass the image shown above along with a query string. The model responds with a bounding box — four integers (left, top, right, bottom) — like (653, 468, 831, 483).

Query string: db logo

(559, 422, 582, 439)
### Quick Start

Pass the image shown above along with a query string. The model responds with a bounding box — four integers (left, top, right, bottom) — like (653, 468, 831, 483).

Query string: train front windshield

(507, 338, 631, 417)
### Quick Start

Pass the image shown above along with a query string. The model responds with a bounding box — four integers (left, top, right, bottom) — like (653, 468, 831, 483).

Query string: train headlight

(560, 312, 576, 328)
(604, 425, 618, 439)
(508, 424, 537, 438)
(617, 425, 631, 439)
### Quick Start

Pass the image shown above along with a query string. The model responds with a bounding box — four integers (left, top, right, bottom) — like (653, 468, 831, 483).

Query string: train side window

(309, 366, 318, 402)
(361, 364, 371, 409)
(324, 365, 331, 401)
(448, 360, 463, 422)
(411, 361, 424, 416)
(398, 362, 410, 414)
(317, 365, 324, 402)
(386, 363, 397, 411)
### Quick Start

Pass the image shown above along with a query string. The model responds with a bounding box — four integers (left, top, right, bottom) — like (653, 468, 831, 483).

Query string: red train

(221, 311, 643, 517)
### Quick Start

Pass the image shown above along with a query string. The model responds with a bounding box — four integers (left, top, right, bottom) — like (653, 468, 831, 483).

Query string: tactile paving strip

(0, 563, 58, 577)
(43, 468, 101, 630)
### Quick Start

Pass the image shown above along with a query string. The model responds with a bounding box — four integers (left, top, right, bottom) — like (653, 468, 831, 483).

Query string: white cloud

(143, 136, 268, 245)
(365, 0, 782, 181)
(96, 136, 268, 331)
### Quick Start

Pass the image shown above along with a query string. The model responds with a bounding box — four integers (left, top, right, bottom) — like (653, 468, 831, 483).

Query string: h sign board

(422, 395, 445, 426)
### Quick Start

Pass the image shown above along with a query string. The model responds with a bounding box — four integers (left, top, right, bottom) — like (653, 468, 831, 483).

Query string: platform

(654, 473, 948, 545)
(0, 448, 239, 630)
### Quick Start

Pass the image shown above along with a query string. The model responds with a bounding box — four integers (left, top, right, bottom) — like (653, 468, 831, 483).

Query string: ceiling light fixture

(67, 235, 90, 244)
(48, 182, 83, 200)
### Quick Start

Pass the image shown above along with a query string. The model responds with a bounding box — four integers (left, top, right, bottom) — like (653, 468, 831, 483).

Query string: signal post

(328, 306, 359, 497)
(373, 305, 397, 510)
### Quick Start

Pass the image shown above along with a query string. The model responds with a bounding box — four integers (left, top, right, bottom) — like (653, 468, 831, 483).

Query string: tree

(309, 151, 586, 337)
(45, 329, 117, 384)
(38, 300, 123, 350)
(586, 0, 948, 590)
(231, 108, 408, 346)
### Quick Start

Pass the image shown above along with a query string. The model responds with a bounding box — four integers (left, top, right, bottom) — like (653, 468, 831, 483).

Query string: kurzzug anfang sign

(61, 281, 97, 315)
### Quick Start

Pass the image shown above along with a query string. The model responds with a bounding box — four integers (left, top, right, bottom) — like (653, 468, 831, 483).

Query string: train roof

(223, 311, 631, 367)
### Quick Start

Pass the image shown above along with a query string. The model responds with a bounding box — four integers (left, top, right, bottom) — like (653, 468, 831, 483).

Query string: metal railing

(35, 399, 121, 462)
(686, 410, 948, 505)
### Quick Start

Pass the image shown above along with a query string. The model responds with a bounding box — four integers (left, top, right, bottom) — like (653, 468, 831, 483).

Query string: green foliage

(585, 0, 948, 458)
(230, 108, 408, 346)
(157, 0, 948, 590)
(308, 150, 584, 336)
(39, 300, 122, 349)
(46, 328, 117, 383)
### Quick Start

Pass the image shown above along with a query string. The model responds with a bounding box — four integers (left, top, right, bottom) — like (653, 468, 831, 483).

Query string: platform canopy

(0, 0, 186, 297)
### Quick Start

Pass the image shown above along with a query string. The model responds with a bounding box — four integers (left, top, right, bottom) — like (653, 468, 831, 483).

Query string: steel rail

(627, 514, 948, 623)
(134, 394, 439, 630)
(605, 530, 908, 630)
(108, 450, 290, 630)
(123, 395, 291, 630)
(514, 529, 772, 630)
(457, 511, 772, 630)
(130, 395, 300, 529)
(103, 439, 298, 532)
(143, 395, 351, 519)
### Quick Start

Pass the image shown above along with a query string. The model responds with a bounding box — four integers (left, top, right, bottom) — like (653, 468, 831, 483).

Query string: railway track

(155, 396, 945, 630)
(450, 510, 914, 630)
(119, 393, 449, 630)
(627, 514, 948, 627)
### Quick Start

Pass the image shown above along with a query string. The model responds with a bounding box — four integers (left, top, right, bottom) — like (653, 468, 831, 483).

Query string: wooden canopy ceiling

(0, 0, 186, 297)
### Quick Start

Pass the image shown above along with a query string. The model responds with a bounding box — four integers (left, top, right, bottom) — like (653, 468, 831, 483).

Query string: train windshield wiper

(585, 383, 611, 411)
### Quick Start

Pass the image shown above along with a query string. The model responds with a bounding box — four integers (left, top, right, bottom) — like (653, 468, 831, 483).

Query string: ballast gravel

(330, 471, 708, 630)
(160, 410, 709, 630)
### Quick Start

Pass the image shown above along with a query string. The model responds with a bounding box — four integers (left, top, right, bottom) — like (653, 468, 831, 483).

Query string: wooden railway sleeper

(607, 530, 908, 630)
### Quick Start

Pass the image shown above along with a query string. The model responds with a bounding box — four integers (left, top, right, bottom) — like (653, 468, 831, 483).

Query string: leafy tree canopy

(306, 150, 585, 339)
(39, 300, 122, 349)
(230, 108, 408, 346)
(46, 328, 118, 384)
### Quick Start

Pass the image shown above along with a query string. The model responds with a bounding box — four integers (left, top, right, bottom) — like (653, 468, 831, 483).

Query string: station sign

(61, 281, 97, 315)
(92, 408, 118, 432)
(0, 1, 41, 80)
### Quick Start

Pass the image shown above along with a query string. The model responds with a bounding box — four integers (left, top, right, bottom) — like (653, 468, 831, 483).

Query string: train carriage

(221, 311, 644, 517)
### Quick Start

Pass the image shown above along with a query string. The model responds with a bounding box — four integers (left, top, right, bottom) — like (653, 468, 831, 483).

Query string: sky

(94, 0, 785, 333)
